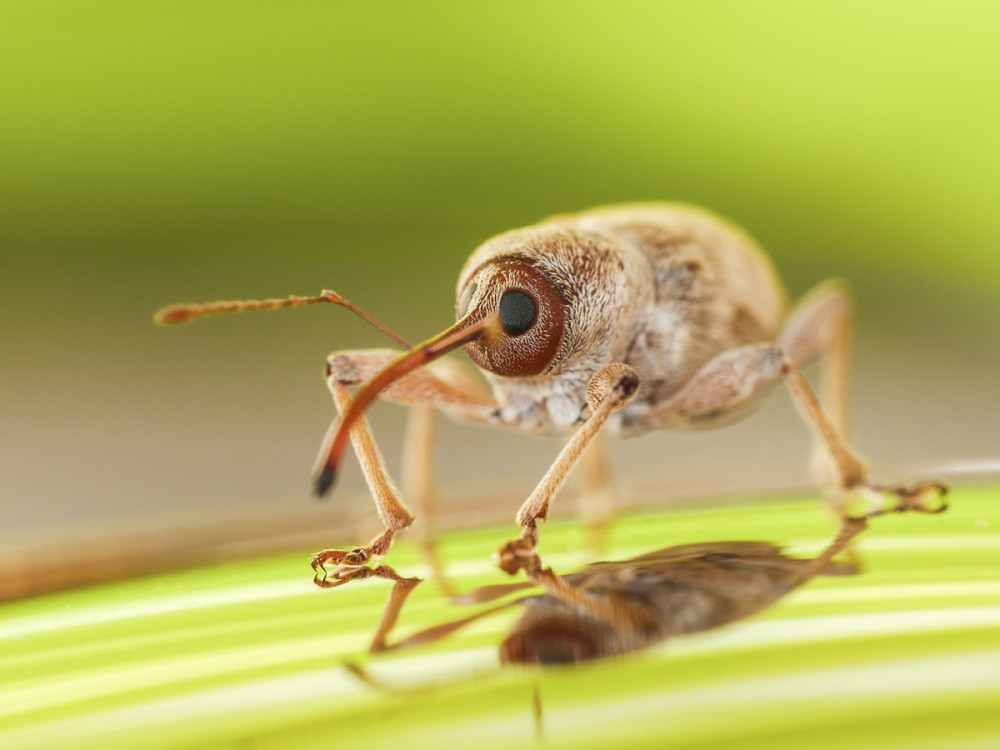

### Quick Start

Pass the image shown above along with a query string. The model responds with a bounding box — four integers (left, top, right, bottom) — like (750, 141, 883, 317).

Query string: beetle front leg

(311, 378, 416, 584)
(495, 364, 640, 576)
(311, 349, 499, 587)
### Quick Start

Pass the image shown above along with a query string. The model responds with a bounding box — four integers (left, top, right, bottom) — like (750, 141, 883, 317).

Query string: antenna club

(154, 306, 195, 325)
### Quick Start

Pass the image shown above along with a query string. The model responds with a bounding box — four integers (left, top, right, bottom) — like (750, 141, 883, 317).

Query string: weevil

(155, 203, 947, 585)
(351, 493, 946, 667)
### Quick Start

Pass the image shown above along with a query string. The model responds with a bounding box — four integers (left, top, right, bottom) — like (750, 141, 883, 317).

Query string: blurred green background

(2, 1, 998, 543)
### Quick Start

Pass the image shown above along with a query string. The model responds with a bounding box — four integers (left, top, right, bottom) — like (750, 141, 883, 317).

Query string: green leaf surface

(2, 486, 998, 749)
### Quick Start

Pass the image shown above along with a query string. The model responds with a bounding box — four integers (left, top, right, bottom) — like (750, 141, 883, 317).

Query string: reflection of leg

(368, 568, 424, 653)
(794, 516, 869, 585)
(532, 685, 545, 743)
(795, 486, 950, 584)
(369, 573, 518, 654)
(577, 435, 618, 558)
(495, 364, 640, 576)
(402, 405, 455, 597)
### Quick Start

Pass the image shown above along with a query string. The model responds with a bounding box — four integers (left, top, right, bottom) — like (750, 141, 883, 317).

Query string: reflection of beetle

(365, 498, 945, 666)
(494, 540, 855, 666)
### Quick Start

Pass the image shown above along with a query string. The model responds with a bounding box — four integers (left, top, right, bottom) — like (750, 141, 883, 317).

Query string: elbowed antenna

(313, 313, 500, 498)
(154, 290, 411, 348)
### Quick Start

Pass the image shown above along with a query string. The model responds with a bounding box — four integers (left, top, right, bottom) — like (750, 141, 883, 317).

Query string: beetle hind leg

(400, 404, 456, 597)
(577, 435, 619, 558)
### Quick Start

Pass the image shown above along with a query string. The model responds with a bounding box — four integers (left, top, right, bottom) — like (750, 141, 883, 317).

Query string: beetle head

(313, 220, 652, 495)
(455, 224, 653, 381)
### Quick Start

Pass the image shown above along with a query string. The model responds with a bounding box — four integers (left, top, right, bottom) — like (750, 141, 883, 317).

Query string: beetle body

(156, 202, 946, 588)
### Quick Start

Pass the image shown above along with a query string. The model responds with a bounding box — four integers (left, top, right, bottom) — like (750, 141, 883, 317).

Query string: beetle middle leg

(624, 335, 946, 521)
(400, 403, 456, 596)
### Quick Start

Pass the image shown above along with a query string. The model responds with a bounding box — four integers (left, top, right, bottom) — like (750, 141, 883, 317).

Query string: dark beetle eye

(499, 290, 537, 336)
(461, 259, 566, 377)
